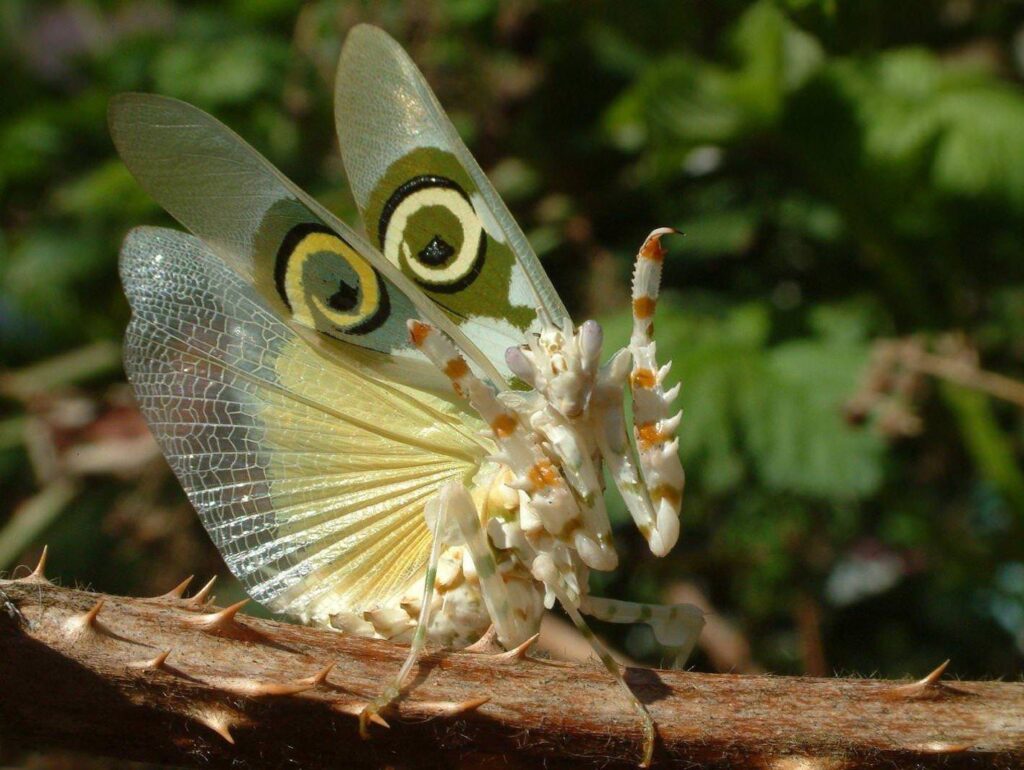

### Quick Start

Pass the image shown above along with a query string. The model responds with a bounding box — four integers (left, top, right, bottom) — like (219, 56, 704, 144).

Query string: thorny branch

(846, 334, 1024, 437)
(0, 563, 1022, 769)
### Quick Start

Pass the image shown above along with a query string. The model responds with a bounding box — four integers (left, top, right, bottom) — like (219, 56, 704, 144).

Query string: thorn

(920, 659, 950, 686)
(80, 598, 104, 626)
(182, 598, 248, 633)
(494, 632, 540, 663)
(451, 695, 490, 716)
(194, 710, 236, 744)
(358, 705, 391, 738)
(527, 655, 576, 668)
(212, 659, 331, 697)
(887, 659, 962, 700)
(83, 598, 104, 625)
(30, 545, 49, 581)
(464, 625, 500, 654)
(420, 696, 490, 718)
(183, 576, 217, 608)
(20, 545, 49, 583)
(153, 575, 193, 600)
(297, 661, 336, 688)
(64, 598, 105, 637)
(129, 649, 171, 670)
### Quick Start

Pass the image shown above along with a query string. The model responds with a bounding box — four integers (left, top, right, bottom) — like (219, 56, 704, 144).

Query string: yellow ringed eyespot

(378, 175, 485, 292)
(275, 223, 390, 337)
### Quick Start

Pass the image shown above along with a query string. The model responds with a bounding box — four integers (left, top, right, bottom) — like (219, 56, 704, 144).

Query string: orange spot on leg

(636, 422, 663, 449)
(633, 296, 656, 319)
(528, 459, 559, 489)
(630, 368, 656, 389)
(444, 357, 469, 380)
(409, 321, 431, 347)
(640, 238, 666, 262)
(491, 413, 517, 438)
(639, 227, 676, 261)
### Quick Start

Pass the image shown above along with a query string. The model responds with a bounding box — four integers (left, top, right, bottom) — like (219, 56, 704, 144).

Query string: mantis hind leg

(443, 481, 540, 650)
(581, 595, 704, 668)
(531, 553, 657, 768)
(358, 483, 452, 736)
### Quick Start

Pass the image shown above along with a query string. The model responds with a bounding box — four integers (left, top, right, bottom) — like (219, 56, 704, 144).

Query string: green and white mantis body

(111, 24, 703, 767)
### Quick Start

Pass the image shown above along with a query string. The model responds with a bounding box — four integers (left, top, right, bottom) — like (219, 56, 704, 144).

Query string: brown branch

(846, 334, 1024, 439)
(0, 575, 1021, 769)
(913, 350, 1024, 409)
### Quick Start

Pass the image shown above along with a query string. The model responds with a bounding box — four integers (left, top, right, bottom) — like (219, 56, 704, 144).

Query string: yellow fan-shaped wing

(121, 226, 489, 623)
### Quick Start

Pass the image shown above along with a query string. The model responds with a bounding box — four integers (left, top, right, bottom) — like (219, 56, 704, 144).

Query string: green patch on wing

(363, 146, 535, 332)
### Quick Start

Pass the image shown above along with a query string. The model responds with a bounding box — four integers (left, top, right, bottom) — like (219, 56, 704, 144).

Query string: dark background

(3, 0, 1024, 764)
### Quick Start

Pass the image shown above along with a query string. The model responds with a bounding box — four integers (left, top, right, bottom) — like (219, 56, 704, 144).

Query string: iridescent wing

(336, 25, 570, 374)
(108, 93, 506, 387)
(120, 226, 488, 621)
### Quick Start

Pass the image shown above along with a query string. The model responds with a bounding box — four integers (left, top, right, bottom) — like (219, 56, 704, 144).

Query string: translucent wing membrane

(109, 93, 505, 387)
(120, 226, 488, 620)
(336, 25, 569, 376)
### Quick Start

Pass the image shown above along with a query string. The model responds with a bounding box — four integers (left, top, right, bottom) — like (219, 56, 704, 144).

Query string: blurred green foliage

(2, 1, 1023, 724)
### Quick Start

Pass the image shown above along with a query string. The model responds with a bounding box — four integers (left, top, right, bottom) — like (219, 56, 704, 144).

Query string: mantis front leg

(595, 228, 685, 557)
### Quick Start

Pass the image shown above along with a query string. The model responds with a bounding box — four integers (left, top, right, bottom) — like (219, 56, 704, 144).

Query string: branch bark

(0, 575, 1020, 769)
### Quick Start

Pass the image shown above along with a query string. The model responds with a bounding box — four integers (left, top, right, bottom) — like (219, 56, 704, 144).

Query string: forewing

(109, 93, 504, 386)
(120, 226, 488, 621)
(335, 25, 570, 376)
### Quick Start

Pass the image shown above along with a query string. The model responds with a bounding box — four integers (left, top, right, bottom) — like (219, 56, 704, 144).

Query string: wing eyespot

(378, 175, 485, 293)
(275, 223, 391, 337)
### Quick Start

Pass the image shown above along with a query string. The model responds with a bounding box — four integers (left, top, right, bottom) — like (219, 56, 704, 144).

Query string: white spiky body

(111, 24, 705, 759)
(327, 230, 690, 656)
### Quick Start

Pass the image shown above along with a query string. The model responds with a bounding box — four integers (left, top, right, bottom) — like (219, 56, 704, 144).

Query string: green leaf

(743, 340, 883, 498)
(51, 160, 158, 219)
(604, 300, 881, 500)
(942, 385, 1024, 511)
(605, 0, 823, 163)
(674, 208, 759, 257)
(153, 36, 288, 107)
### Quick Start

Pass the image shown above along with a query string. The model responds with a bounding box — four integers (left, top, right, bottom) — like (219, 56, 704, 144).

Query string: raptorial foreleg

(594, 228, 685, 558)
(592, 350, 664, 552)
(629, 228, 685, 553)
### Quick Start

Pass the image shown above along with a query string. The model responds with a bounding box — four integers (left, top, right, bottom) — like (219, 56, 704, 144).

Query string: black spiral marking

(377, 175, 486, 293)
(275, 222, 391, 337)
